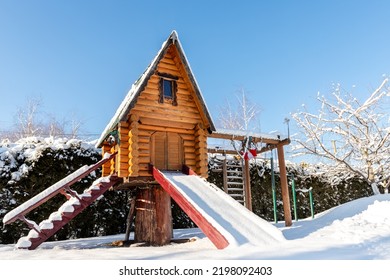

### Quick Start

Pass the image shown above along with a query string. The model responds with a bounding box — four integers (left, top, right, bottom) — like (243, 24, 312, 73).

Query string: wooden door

(151, 132, 183, 170)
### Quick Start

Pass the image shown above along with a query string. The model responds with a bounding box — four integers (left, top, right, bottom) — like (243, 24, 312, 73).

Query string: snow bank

(1, 194, 390, 259)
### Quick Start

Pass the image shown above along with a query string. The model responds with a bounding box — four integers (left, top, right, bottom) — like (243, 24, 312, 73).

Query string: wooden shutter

(167, 132, 183, 170)
(152, 132, 166, 169)
(151, 132, 183, 170)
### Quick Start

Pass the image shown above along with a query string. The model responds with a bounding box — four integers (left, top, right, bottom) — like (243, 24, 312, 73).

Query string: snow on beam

(209, 128, 283, 144)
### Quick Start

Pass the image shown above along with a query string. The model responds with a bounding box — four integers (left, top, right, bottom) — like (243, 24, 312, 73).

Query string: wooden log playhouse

(3, 31, 291, 250)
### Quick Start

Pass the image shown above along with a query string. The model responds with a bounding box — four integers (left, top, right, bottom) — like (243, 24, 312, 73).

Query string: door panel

(167, 132, 183, 170)
(151, 132, 183, 170)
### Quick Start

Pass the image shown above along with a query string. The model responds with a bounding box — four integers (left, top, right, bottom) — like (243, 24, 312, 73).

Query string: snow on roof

(96, 31, 215, 148)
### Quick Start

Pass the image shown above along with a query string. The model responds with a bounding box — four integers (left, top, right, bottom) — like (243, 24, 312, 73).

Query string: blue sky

(1, 0, 389, 139)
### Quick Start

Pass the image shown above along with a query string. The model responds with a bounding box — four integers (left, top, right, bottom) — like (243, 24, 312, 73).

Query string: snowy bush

(0, 137, 129, 244)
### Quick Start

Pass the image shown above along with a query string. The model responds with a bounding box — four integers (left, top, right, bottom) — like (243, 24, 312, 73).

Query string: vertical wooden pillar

(110, 145, 116, 174)
(222, 152, 228, 193)
(277, 145, 292, 226)
(101, 144, 112, 177)
(194, 123, 208, 178)
(128, 114, 139, 177)
(134, 186, 172, 245)
(118, 121, 130, 177)
(244, 159, 252, 211)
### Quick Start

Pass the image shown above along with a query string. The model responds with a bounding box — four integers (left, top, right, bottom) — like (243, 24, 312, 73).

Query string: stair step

(227, 176, 243, 179)
(229, 194, 244, 198)
(228, 188, 244, 191)
(227, 170, 242, 173)
(227, 182, 244, 185)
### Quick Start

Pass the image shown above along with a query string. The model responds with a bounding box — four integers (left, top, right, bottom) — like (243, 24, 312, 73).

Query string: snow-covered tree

(217, 88, 261, 130)
(292, 77, 390, 194)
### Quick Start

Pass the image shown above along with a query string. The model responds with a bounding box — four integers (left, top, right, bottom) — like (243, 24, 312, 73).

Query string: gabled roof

(96, 31, 215, 148)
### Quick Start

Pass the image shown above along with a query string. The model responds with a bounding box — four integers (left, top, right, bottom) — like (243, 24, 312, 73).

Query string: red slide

(152, 167, 285, 250)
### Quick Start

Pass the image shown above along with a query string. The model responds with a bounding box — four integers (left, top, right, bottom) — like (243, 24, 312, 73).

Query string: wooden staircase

(2, 153, 121, 250)
(16, 175, 120, 249)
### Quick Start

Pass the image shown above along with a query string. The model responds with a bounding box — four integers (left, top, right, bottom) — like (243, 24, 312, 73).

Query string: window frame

(157, 72, 178, 106)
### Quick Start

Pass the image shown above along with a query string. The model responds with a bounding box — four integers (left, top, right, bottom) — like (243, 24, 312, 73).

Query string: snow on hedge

(0, 137, 98, 185)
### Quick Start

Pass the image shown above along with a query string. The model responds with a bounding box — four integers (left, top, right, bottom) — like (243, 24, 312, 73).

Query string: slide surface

(153, 168, 285, 249)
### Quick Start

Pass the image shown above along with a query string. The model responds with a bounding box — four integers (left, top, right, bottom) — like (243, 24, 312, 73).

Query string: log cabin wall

(102, 44, 209, 179)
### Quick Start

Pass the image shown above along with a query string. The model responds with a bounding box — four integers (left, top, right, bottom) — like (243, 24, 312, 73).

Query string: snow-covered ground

(1, 194, 389, 260)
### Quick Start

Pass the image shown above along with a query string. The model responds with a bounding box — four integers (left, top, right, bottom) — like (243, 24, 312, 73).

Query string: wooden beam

(209, 132, 281, 145)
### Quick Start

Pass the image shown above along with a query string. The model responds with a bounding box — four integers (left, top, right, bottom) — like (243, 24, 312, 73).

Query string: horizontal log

(184, 159, 196, 166)
(139, 116, 196, 130)
(160, 56, 176, 65)
(138, 151, 150, 157)
(135, 98, 200, 114)
(138, 136, 152, 144)
(184, 154, 196, 161)
(119, 121, 130, 129)
(138, 123, 194, 134)
(184, 146, 196, 154)
(132, 110, 201, 126)
(139, 156, 151, 164)
(139, 170, 152, 177)
(133, 103, 201, 119)
(118, 170, 129, 178)
(118, 155, 129, 164)
(128, 144, 139, 153)
(140, 87, 195, 103)
(138, 130, 153, 137)
(120, 134, 130, 143)
(118, 143, 129, 154)
(118, 126, 129, 134)
(195, 142, 207, 150)
(158, 61, 179, 71)
(183, 141, 195, 149)
(138, 163, 150, 171)
(138, 142, 150, 150)
(157, 66, 181, 78)
(181, 134, 195, 141)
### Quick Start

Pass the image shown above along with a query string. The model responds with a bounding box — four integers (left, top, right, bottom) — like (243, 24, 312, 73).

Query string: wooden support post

(243, 159, 252, 211)
(194, 123, 208, 178)
(102, 144, 112, 177)
(124, 195, 136, 242)
(134, 186, 172, 245)
(277, 144, 292, 227)
(128, 114, 139, 177)
(222, 152, 228, 193)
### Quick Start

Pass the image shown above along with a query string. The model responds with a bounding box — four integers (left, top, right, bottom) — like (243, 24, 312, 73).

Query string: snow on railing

(2, 152, 116, 225)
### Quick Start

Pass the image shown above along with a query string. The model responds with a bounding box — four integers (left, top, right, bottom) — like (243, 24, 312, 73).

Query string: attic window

(158, 72, 178, 105)
(163, 79, 173, 99)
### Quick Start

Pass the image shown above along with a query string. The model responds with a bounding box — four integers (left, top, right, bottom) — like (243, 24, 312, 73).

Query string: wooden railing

(2, 152, 117, 226)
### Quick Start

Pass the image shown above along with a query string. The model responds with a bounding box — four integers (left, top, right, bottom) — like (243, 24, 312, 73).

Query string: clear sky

(1, 0, 389, 139)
